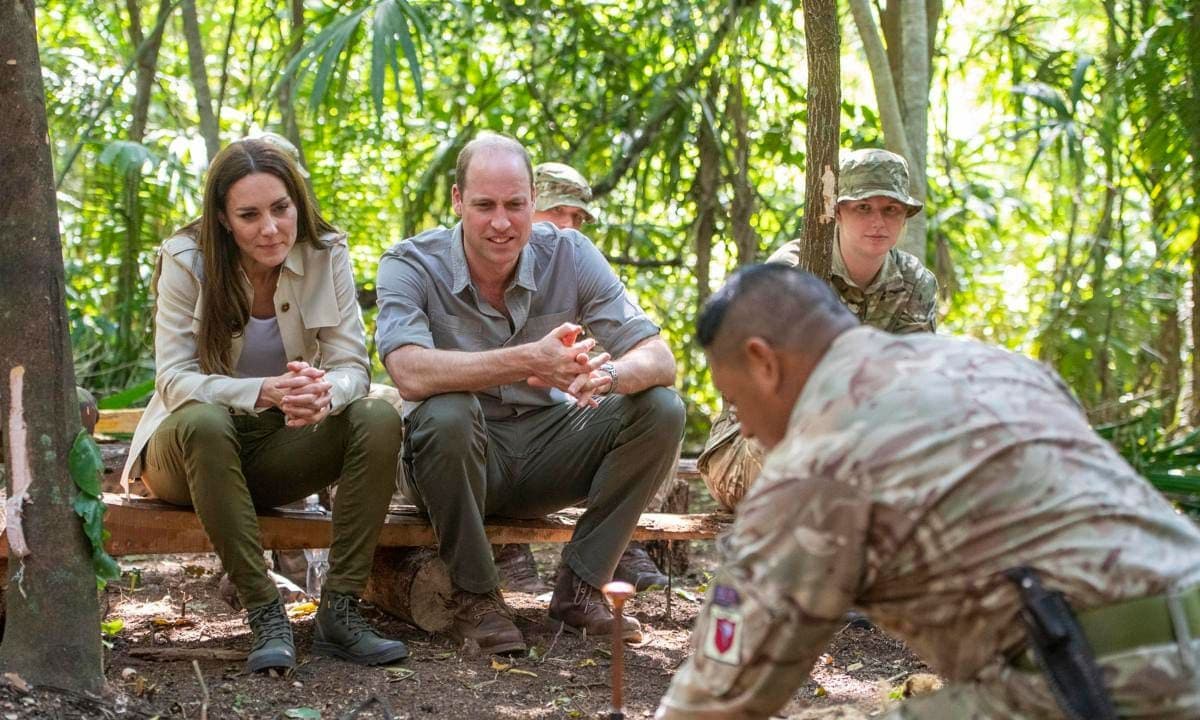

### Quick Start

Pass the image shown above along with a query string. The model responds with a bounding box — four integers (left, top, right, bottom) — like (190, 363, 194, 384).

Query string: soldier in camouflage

(699, 148, 939, 511)
(532, 162, 597, 229)
(659, 264, 1200, 719)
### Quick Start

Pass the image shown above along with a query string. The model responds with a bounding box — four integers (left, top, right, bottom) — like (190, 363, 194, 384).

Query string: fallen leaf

(101, 618, 125, 637)
(384, 667, 415, 682)
(182, 565, 207, 577)
(526, 643, 547, 661)
(593, 647, 612, 659)
(430, 651, 455, 661)
(813, 684, 827, 697)
(150, 617, 194, 628)
(287, 601, 318, 618)
(673, 588, 698, 603)
(847, 662, 864, 672)
(577, 658, 596, 668)
(283, 708, 320, 719)
(507, 668, 538, 678)
(818, 653, 834, 666)
(567, 710, 583, 718)
(490, 659, 512, 671)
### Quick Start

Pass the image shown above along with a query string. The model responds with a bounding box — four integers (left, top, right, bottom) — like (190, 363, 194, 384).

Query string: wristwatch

(599, 362, 618, 395)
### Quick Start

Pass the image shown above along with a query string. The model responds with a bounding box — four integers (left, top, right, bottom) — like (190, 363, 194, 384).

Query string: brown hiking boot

(548, 565, 643, 643)
(493, 543, 548, 594)
(613, 541, 669, 591)
(450, 586, 526, 656)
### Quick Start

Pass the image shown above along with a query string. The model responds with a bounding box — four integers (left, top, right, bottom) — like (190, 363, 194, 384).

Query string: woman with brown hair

(120, 138, 408, 673)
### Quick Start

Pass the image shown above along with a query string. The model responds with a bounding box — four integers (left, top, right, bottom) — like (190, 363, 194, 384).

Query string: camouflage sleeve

(890, 265, 939, 334)
(657, 457, 869, 718)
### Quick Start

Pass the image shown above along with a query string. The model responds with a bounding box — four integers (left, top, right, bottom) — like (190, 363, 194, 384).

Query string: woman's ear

(217, 212, 230, 232)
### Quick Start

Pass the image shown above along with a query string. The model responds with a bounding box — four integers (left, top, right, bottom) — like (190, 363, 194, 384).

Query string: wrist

(599, 362, 618, 395)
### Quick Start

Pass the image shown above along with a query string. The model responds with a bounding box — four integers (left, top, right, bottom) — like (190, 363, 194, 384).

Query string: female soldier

(121, 139, 407, 672)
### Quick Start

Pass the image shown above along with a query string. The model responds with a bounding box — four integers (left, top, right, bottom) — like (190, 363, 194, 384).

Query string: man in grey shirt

(375, 132, 684, 655)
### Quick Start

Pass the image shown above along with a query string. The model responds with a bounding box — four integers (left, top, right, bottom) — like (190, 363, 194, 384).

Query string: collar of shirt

(448, 223, 539, 296)
(831, 238, 905, 294)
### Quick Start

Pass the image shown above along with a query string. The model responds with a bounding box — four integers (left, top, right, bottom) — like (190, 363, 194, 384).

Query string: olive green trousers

(141, 398, 402, 610)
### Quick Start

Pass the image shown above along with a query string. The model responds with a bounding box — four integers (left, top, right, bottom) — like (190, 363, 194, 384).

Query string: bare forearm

(384, 345, 533, 401)
(611, 337, 676, 395)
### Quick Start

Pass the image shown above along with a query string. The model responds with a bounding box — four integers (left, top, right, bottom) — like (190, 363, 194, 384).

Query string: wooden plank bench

(67, 409, 723, 558)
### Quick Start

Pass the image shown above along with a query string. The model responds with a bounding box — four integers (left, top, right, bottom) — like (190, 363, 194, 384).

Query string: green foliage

(69, 430, 121, 588)
(38, 0, 1200, 457)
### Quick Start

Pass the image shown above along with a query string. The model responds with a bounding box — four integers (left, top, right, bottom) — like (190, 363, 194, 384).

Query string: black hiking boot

(245, 598, 296, 673)
(613, 542, 669, 592)
(313, 590, 409, 665)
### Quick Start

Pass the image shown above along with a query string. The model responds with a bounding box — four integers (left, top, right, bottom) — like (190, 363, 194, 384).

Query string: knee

(344, 397, 403, 441)
(406, 393, 484, 449)
(171, 402, 237, 449)
(630, 387, 686, 437)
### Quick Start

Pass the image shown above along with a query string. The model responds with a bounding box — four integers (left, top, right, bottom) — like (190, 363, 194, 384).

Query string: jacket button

(281, 303, 290, 312)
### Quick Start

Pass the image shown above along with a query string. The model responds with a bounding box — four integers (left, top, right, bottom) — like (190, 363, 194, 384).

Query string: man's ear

(743, 336, 780, 391)
(451, 184, 464, 218)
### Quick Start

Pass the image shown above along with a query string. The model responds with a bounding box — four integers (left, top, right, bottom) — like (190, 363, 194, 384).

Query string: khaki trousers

(141, 398, 402, 609)
(401, 388, 685, 593)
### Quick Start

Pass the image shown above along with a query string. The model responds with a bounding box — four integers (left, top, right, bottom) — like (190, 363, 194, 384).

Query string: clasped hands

(526, 323, 613, 408)
(257, 360, 333, 427)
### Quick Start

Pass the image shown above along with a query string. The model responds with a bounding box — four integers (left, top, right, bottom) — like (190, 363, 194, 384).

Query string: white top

(235, 315, 289, 379)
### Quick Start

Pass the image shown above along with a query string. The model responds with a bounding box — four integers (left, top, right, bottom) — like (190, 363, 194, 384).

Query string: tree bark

(898, 0, 929, 258)
(1188, 0, 1200, 426)
(691, 75, 721, 308)
(277, 0, 311, 185)
(0, 0, 104, 691)
(800, 0, 841, 279)
(363, 548, 454, 633)
(848, 0, 912, 161)
(727, 71, 759, 265)
(181, 0, 221, 162)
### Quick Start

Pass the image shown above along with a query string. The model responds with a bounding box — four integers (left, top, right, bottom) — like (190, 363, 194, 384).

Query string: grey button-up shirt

(376, 221, 660, 419)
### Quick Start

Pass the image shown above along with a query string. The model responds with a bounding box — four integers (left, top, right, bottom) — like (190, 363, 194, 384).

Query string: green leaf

(97, 378, 156, 409)
(100, 618, 125, 637)
(284, 709, 321, 719)
(69, 429, 103, 497)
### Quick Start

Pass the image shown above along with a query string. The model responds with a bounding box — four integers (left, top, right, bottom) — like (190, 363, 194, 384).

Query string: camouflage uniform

(660, 328, 1200, 719)
(699, 149, 937, 511)
(534, 162, 597, 221)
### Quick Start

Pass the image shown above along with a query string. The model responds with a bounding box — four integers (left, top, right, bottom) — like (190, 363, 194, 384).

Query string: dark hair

(189, 139, 328, 375)
(455, 132, 533, 192)
(697, 264, 855, 354)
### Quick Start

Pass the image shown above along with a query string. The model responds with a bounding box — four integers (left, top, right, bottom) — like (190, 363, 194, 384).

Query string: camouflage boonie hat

(838, 148, 922, 217)
(533, 162, 596, 222)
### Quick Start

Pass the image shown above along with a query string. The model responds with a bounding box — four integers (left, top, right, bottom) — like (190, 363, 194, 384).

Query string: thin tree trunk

(848, 0, 911, 161)
(727, 71, 758, 265)
(800, 0, 840, 279)
(1188, 0, 1200, 426)
(0, 0, 103, 692)
(275, 0, 311, 193)
(214, 0, 240, 125)
(898, 0, 929, 259)
(692, 76, 721, 307)
(181, 0, 220, 161)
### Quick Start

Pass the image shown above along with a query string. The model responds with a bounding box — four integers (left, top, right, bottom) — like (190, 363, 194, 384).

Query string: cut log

(647, 475, 691, 574)
(363, 547, 454, 633)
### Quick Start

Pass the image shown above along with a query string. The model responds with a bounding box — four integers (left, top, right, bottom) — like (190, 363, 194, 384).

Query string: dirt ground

(0, 540, 931, 720)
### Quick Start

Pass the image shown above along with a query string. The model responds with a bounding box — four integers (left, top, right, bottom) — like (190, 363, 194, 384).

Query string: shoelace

(454, 589, 513, 622)
(327, 593, 374, 640)
(247, 602, 291, 648)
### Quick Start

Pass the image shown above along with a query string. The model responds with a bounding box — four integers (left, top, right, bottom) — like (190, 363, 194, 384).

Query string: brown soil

(0, 542, 930, 720)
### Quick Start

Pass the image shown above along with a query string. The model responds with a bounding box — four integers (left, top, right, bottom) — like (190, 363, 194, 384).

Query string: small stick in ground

(191, 660, 209, 720)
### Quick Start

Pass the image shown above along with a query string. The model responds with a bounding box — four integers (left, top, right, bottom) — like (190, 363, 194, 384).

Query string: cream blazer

(121, 232, 370, 487)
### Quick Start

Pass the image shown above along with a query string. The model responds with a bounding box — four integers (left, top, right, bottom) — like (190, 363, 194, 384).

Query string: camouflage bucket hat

(533, 162, 596, 221)
(838, 148, 922, 217)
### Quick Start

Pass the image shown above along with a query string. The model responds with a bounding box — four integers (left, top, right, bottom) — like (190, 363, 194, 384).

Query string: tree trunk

(692, 76, 721, 307)
(799, 0, 841, 279)
(897, 0, 929, 258)
(181, 0, 221, 162)
(277, 0, 309, 179)
(1188, 0, 1200, 426)
(848, 0, 912, 161)
(727, 71, 759, 265)
(363, 548, 454, 633)
(0, 0, 104, 691)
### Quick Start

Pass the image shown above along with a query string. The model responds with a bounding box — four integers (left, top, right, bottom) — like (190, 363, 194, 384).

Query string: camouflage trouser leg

(697, 404, 764, 512)
(885, 643, 1200, 720)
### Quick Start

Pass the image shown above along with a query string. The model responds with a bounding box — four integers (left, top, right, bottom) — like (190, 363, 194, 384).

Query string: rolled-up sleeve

(375, 246, 435, 361)
(573, 239, 659, 358)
